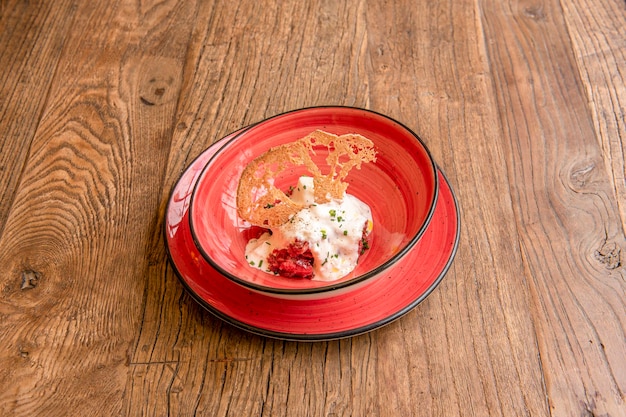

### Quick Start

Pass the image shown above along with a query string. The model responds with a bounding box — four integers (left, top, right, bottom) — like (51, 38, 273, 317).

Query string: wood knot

(523, 6, 546, 21)
(594, 241, 621, 270)
(19, 346, 29, 358)
(140, 77, 174, 105)
(137, 58, 180, 106)
(569, 161, 596, 191)
(21, 270, 41, 290)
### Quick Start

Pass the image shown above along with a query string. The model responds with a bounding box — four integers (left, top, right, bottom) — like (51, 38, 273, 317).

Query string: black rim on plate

(163, 131, 460, 340)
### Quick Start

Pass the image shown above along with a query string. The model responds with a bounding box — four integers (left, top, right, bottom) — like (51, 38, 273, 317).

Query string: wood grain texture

(0, 0, 195, 415)
(562, 0, 626, 231)
(0, 0, 624, 416)
(0, 0, 77, 233)
(480, 0, 626, 415)
(364, 1, 549, 415)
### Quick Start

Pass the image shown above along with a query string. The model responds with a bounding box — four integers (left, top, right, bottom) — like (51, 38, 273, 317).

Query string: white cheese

(245, 176, 373, 281)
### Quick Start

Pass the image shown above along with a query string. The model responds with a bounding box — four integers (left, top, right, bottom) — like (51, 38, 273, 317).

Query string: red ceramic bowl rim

(188, 106, 439, 295)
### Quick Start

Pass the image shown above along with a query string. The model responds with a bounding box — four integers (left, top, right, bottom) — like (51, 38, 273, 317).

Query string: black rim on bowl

(188, 106, 440, 296)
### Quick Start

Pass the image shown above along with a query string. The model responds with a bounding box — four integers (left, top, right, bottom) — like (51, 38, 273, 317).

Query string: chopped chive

(249, 261, 255, 266)
(258, 260, 263, 268)
(360, 238, 370, 254)
(343, 230, 348, 236)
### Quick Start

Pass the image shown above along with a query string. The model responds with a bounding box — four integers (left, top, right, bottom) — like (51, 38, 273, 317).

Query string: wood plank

(480, 0, 626, 415)
(561, 0, 626, 231)
(126, 1, 379, 415)
(123, 1, 266, 414)
(0, 1, 76, 234)
(366, 0, 550, 415)
(0, 0, 199, 415)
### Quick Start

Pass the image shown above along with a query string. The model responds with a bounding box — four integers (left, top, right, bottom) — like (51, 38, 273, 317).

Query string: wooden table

(1, 0, 624, 415)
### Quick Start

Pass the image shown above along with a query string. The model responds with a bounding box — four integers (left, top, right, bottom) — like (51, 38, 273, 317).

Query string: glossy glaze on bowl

(189, 107, 438, 297)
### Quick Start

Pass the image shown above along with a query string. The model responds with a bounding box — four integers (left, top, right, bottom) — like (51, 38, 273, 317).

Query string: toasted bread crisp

(237, 130, 377, 227)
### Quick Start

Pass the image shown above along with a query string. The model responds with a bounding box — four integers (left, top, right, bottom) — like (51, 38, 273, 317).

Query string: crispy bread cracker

(237, 130, 377, 227)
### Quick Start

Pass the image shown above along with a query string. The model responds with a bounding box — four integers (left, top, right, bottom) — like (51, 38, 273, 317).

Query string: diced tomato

(267, 240, 315, 279)
(266, 221, 371, 279)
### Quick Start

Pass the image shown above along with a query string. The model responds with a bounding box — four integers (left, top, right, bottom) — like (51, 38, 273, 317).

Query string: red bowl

(189, 107, 438, 299)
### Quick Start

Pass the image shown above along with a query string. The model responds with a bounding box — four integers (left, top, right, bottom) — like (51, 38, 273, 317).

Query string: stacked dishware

(165, 107, 459, 340)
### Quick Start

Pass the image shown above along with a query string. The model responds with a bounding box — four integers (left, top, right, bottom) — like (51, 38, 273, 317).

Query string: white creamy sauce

(245, 176, 373, 281)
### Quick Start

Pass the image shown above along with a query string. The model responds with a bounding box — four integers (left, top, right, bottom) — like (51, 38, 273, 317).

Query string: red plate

(165, 133, 460, 341)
